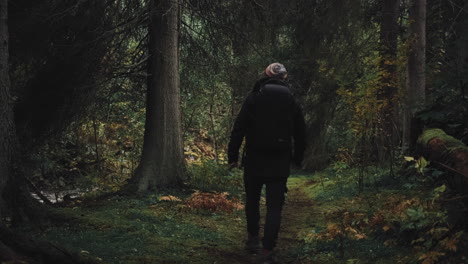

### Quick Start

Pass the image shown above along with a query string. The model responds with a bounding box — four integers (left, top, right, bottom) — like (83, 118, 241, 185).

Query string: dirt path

(206, 176, 319, 264)
(278, 177, 318, 264)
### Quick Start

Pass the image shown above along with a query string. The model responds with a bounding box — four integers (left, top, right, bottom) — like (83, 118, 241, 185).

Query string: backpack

(247, 79, 295, 151)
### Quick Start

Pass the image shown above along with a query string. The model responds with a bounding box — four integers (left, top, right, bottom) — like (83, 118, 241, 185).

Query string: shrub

(187, 159, 243, 195)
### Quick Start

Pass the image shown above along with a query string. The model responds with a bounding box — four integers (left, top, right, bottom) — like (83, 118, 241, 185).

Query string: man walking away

(228, 63, 306, 264)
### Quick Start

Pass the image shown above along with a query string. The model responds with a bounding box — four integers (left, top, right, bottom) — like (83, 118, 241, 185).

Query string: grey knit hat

(265, 62, 287, 78)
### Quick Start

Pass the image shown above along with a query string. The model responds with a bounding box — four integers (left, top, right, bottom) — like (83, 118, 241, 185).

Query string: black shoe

(245, 235, 261, 254)
(261, 249, 278, 264)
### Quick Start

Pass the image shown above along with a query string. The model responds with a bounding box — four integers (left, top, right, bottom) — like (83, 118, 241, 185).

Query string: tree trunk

(417, 129, 468, 196)
(0, 0, 17, 218)
(131, 0, 185, 191)
(228, 0, 255, 121)
(403, 0, 426, 152)
(377, 0, 401, 160)
(379, 0, 400, 74)
(456, 11, 468, 103)
(1, 0, 50, 226)
(303, 82, 338, 171)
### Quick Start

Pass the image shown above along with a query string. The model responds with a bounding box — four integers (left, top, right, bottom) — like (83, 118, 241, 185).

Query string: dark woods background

(0, 0, 467, 263)
(6, 0, 466, 188)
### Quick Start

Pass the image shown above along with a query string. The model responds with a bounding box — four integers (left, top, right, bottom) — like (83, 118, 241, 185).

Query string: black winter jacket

(227, 77, 306, 179)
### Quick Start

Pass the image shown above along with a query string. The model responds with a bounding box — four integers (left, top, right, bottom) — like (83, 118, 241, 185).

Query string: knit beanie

(265, 62, 287, 78)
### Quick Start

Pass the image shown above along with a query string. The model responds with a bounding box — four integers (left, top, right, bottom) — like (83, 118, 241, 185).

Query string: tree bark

(303, 82, 338, 171)
(228, 0, 256, 121)
(1, 0, 50, 225)
(403, 0, 426, 152)
(0, 0, 17, 218)
(131, 0, 185, 191)
(377, 0, 401, 160)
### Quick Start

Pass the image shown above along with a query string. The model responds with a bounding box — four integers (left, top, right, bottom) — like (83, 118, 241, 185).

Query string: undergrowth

(293, 162, 468, 264)
(186, 158, 244, 196)
(15, 162, 468, 264)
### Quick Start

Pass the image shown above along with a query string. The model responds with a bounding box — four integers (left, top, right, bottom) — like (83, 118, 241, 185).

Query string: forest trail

(30, 173, 416, 264)
(203, 176, 319, 264)
(279, 177, 319, 263)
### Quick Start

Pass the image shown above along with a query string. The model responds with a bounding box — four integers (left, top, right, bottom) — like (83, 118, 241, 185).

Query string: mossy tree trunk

(418, 129, 468, 195)
(131, 0, 186, 191)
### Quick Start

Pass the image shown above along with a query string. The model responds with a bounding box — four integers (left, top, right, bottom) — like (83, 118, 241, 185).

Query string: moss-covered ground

(18, 171, 467, 264)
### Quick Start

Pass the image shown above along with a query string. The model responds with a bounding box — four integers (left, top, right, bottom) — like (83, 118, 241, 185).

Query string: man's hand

(229, 162, 239, 170)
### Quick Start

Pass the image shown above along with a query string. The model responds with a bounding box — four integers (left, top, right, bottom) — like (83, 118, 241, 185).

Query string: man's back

(246, 79, 296, 152)
(228, 76, 305, 173)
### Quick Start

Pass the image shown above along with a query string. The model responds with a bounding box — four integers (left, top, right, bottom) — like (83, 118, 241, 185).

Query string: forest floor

(19, 172, 467, 264)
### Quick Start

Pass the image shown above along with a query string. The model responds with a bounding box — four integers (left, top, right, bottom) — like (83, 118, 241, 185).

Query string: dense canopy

(0, 0, 467, 263)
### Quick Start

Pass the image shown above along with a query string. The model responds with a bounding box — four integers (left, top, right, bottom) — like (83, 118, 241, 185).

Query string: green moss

(417, 128, 467, 152)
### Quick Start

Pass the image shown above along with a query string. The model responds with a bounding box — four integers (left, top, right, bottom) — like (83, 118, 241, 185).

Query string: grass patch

(287, 169, 467, 264)
(23, 191, 246, 264)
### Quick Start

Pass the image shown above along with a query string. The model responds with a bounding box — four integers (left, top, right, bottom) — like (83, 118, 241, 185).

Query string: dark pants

(244, 175, 287, 250)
